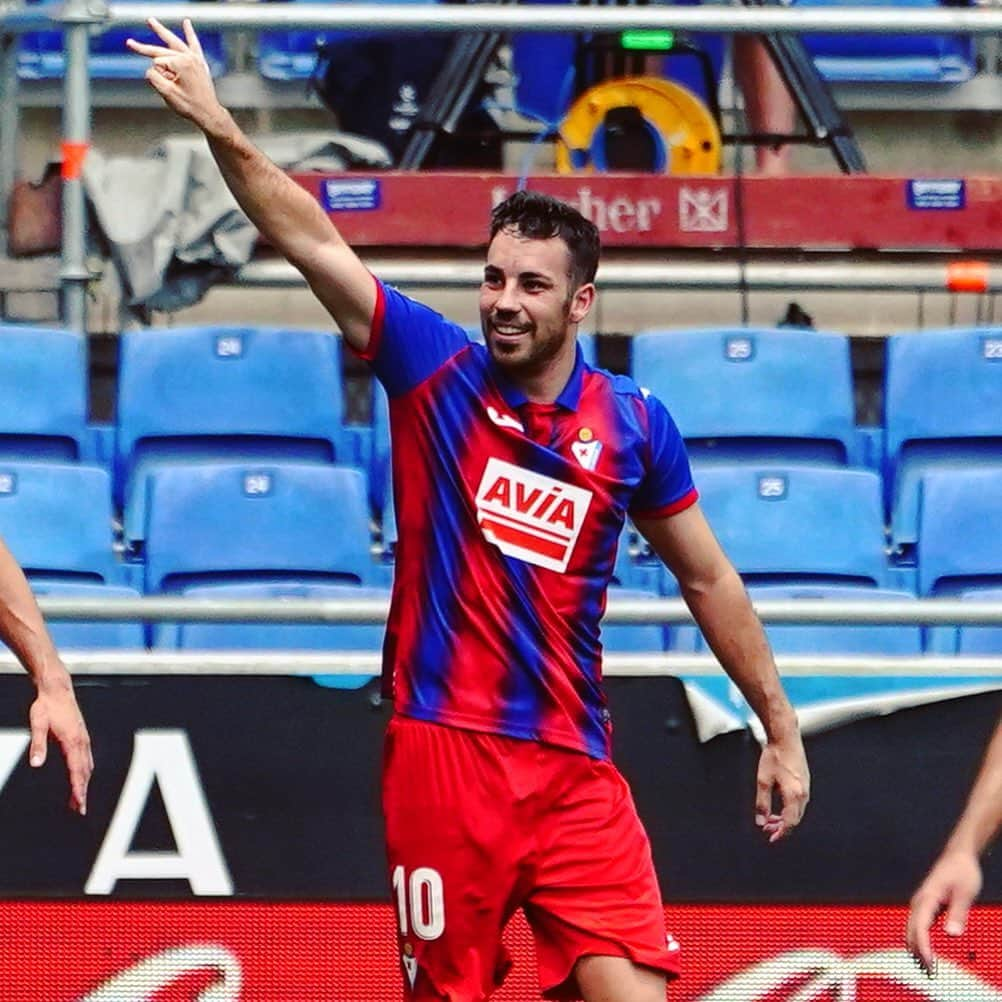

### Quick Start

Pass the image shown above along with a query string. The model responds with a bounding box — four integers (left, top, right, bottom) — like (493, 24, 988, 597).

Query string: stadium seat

(17, 0, 226, 80)
(32, 581, 147, 649)
(956, 587, 1002, 655)
(116, 325, 350, 544)
(885, 328, 1002, 549)
(154, 581, 388, 688)
(603, 586, 669, 653)
(0, 324, 88, 461)
(142, 462, 374, 593)
(0, 462, 119, 583)
(797, 0, 976, 83)
(631, 328, 859, 466)
(916, 468, 1002, 596)
(670, 464, 890, 590)
(257, 0, 435, 81)
(673, 583, 922, 654)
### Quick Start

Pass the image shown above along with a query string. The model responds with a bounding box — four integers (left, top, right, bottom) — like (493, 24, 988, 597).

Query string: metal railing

(2, 1, 1002, 327)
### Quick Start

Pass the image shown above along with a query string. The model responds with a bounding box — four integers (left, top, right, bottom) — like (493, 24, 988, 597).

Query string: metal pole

(60, 0, 98, 331)
(102, 3, 1002, 35)
(235, 258, 1002, 295)
(0, 25, 18, 251)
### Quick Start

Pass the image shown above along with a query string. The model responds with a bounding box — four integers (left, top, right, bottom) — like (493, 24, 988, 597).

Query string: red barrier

(4, 902, 999, 1000)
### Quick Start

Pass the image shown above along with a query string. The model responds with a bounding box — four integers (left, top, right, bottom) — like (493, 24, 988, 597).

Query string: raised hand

(126, 18, 226, 131)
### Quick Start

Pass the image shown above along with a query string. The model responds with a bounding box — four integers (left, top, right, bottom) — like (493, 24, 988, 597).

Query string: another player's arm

(907, 716, 1002, 973)
(126, 18, 375, 352)
(634, 505, 810, 841)
(0, 535, 92, 814)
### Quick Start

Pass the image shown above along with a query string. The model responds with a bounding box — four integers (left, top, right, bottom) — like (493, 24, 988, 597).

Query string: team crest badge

(571, 428, 603, 471)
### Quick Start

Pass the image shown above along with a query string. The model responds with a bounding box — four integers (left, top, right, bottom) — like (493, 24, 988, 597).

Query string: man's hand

(755, 731, 810, 843)
(906, 849, 982, 976)
(29, 670, 93, 815)
(126, 18, 228, 133)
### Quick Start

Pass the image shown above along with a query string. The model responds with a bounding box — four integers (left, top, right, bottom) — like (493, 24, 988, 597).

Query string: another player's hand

(126, 19, 225, 131)
(906, 849, 982, 976)
(755, 730, 810, 843)
(29, 667, 93, 815)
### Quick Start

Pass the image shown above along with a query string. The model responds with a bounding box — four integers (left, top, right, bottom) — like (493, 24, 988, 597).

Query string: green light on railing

(620, 29, 676, 51)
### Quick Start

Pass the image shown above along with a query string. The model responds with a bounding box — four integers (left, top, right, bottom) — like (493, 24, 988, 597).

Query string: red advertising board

(288, 173, 1002, 251)
(4, 902, 999, 1001)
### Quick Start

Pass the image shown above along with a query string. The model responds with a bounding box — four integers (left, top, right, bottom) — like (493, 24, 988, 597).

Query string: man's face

(479, 227, 591, 375)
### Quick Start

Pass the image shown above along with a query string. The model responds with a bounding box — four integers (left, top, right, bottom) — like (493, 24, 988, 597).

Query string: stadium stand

(884, 327, 1002, 551)
(115, 325, 351, 545)
(631, 328, 861, 467)
(154, 580, 389, 687)
(956, 586, 1002, 655)
(797, 0, 976, 83)
(16, 0, 226, 79)
(0, 324, 89, 462)
(0, 461, 120, 584)
(141, 461, 375, 593)
(669, 464, 891, 591)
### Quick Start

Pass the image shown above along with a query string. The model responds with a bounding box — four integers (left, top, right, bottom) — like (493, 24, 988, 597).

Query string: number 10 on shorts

(392, 865, 446, 940)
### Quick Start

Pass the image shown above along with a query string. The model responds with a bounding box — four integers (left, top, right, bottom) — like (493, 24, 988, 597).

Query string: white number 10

(392, 865, 446, 941)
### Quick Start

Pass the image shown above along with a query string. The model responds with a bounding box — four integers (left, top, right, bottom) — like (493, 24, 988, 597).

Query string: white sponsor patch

(475, 458, 593, 573)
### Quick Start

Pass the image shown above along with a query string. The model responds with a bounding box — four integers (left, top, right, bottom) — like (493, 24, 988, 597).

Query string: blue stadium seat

(257, 0, 434, 81)
(154, 581, 388, 687)
(916, 468, 1002, 597)
(0, 324, 88, 461)
(632, 328, 859, 466)
(957, 587, 1002, 655)
(116, 325, 349, 544)
(0, 462, 118, 583)
(673, 464, 890, 590)
(142, 462, 374, 593)
(17, 1, 226, 80)
(603, 586, 669, 653)
(32, 581, 146, 649)
(674, 583, 922, 654)
(885, 328, 1002, 550)
(797, 0, 975, 83)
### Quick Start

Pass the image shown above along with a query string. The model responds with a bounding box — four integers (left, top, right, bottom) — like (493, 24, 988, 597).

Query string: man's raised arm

(127, 18, 376, 351)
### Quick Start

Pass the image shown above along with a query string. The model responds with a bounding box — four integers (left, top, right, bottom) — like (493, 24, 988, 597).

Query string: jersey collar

(490, 343, 586, 413)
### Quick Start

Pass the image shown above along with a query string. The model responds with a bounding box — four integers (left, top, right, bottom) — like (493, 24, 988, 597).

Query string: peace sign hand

(126, 18, 227, 132)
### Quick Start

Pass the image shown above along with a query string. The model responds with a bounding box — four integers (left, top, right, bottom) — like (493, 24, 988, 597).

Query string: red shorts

(382, 715, 680, 1001)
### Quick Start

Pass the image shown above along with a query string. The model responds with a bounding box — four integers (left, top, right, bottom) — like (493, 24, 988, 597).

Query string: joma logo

(475, 458, 593, 573)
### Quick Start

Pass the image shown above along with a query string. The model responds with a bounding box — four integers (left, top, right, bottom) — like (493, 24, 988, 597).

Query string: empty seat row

(1, 322, 999, 558)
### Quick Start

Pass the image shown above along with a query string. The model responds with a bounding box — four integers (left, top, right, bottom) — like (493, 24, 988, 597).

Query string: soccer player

(907, 714, 1002, 976)
(129, 19, 810, 1000)
(0, 535, 92, 814)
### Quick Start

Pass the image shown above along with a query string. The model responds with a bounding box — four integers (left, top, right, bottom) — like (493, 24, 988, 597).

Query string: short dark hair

(489, 190, 600, 289)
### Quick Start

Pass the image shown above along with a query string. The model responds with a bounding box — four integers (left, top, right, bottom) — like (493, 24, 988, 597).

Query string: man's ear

(569, 282, 596, 325)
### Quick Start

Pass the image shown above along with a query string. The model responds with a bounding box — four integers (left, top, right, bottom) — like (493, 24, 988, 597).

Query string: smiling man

(128, 18, 809, 1002)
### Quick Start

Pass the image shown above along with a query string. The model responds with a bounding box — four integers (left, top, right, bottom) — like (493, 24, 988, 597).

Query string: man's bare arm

(127, 18, 376, 351)
(635, 504, 809, 840)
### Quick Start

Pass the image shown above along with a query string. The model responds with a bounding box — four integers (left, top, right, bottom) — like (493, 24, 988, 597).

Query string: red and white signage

(3, 902, 999, 1001)
(476, 458, 593, 572)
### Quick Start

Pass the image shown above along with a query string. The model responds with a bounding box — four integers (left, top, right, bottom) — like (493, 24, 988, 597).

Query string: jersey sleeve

(354, 277, 472, 398)
(629, 391, 698, 519)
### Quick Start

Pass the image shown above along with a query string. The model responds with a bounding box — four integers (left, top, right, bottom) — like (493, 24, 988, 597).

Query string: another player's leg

(734, 35, 795, 175)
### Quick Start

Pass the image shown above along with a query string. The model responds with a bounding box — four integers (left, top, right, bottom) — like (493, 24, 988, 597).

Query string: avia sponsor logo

(491, 186, 663, 234)
(695, 948, 1000, 1002)
(476, 458, 593, 572)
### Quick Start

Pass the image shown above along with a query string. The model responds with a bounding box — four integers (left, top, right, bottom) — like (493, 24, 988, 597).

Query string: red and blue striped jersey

(362, 280, 697, 759)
